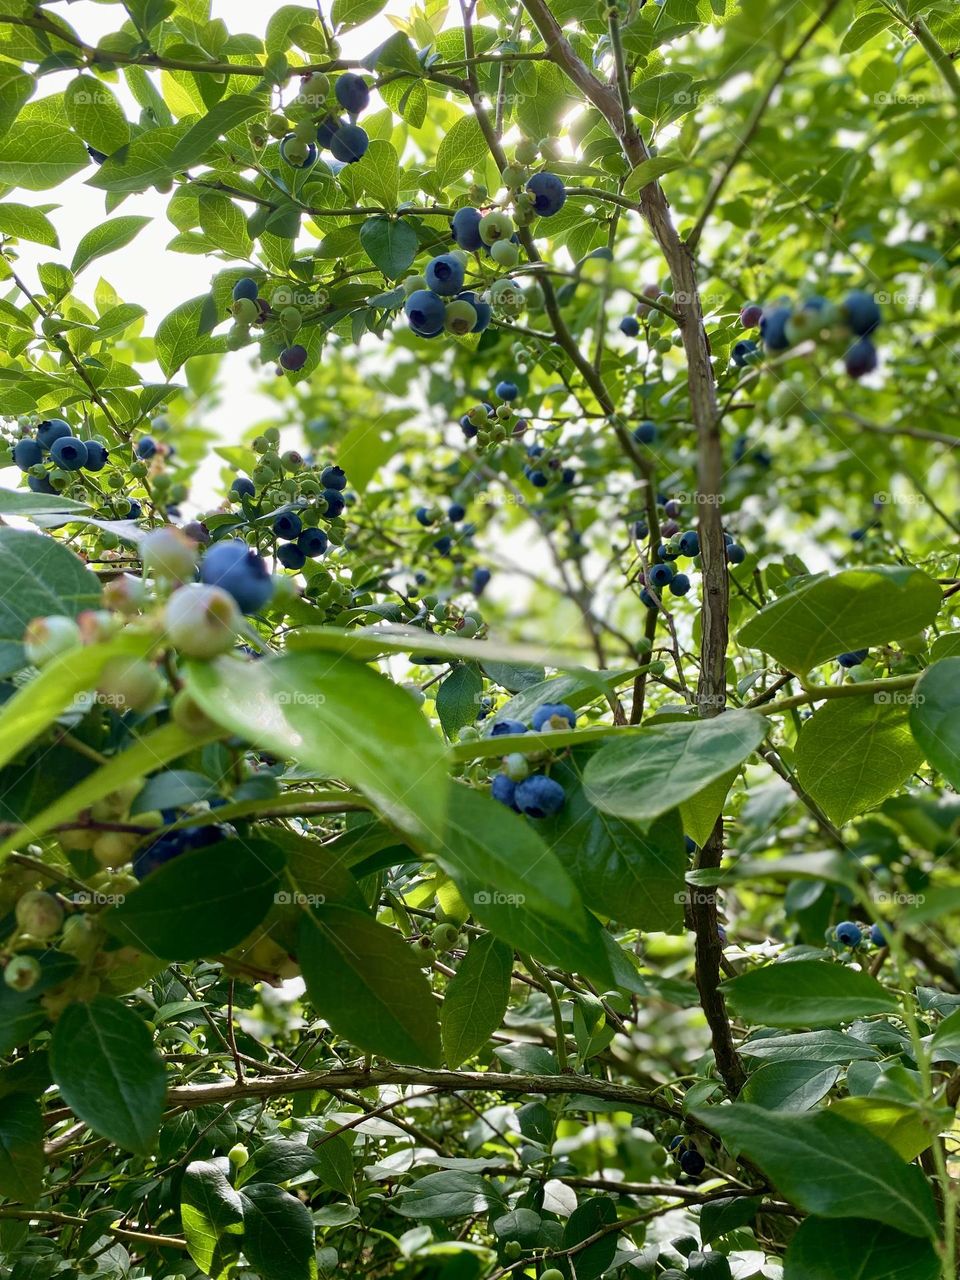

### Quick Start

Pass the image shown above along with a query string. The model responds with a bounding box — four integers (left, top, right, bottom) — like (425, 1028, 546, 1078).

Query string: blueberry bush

(0, 1, 958, 1277)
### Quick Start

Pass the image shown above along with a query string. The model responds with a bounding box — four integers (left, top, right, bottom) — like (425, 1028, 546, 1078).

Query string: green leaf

(795, 698, 924, 825)
(342, 139, 400, 208)
(199, 193, 252, 257)
(71, 214, 150, 274)
(63, 75, 130, 154)
(436, 113, 488, 189)
(699, 1196, 763, 1246)
(181, 1160, 244, 1279)
(680, 768, 736, 847)
(50, 996, 166, 1154)
(236, 1139, 318, 1188)
(155, 294, 229, 376)
(393, 1170, 506, 1218)
(0, 119, 89, 190)
(168, 93, 267, 171)
(562, 1196, 618, 1280)
(435, 662, 483, 739)
(622, 154, 684, 195)
(436, 784, 588, 933)
(739, 1030, 881, 1064)
(441, 934, 513, 1068)
(0, 486, 88, 516)
(0, 529, 101, 678)
(910, 657, 960, 788)
(722, 960, 897, 1027)
(298, 906, 442, 1066)
(359, 216, 418, 278)
(740, 1061, 840, 1111)
(583, 710, 766, 823)
(87, 124, 187, 193)
(736, 567, 942, 674)
(184, 652, 447, 843)
(239, 1183, 317, 1280)
(535, 753, 687, 931)
(332, 0, 388, 30)
(0, 1094, 42, 1203)
(693, 1103, 938, 1239)
(0, 202, 59, 247)
(104, 838, 285, 960)
(0, 67, 34, 137)
(930, 1006, 960, 1062)
(784, 1218, 940, 1280)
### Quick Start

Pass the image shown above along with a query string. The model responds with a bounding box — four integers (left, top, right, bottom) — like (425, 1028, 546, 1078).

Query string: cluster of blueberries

(273, 71, 371, 169)
(230, 461, 345, 572)
(635, 516, 746, 608)
(732, 291, 882, 380)
(835, 920, 886, 948)
(14, 418, 110, 495)
(403, 174, 566, 339)
(667, 1136, 706, 1178)
(488, 702, 577, 818)
(230, 277, 308, 374)
(133, 818, 228, 881)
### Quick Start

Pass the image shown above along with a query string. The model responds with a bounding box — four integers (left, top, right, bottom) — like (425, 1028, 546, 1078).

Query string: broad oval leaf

(239, 1182, 317, 1280)
(50, 996, 166, 1154)
(0, 1094, 42, 1203)
(583, 710, 766, 822)
(0, 528, 101, 677)
(784, 1217, 940, 1280)
(910, 657, 960, 789)
(441, 933, 513, 1068)
(736, 566, 942, 674)
(740, 1061, 839, 1111)
(71, 215, 150, 274)
(181, 1159, 243, 1279)
(0, 120, 89, 189)
(722, 960, 897, 1028)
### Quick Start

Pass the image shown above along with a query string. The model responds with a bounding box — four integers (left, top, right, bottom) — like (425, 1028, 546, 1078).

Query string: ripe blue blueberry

(679, 530, 700, 557)
(634, 420, 657, 445)
(648, 562, 674, 589)
(448, 502, 466, 522)
(298, 528, 328, 558)
(232, 278, 259, 302)
(50, 437, 87, 471)
(526, 172, 566, 216)
(679, 1149, 705, 1177)
(136, 436, 157, 459)
(36, 418, 71, 451)
(434, 535, 452, 555)
(472, 567, 491, 595)
(656, 542, 680, 562)
(669, 573, 691, 596)
(496, 380, 519, 401)
(732, 339, 758, 367)
(619, 315, 640, 337)
(231, 477, 255, 499)
(277, 542, 306, 570)
(514, 773, 565, 818)
(273, 511, 303, 540)
(530, 703, 576, 731)
(28, 474, 56, 494)
(843, 290, 880, 336)
(561, 467, 576, 485)
(634, 520, 648, 539)
(335, 73, 370, 114)
(837, 649, 868, 667)
(83, 441, 108, 471)
(835, 920, 862, 947)
(279, 135, 317, 168)
(13, 439, 43, 471)
(321, 465, 347, 491)
(330, 123, 368, 163)
(740, 302, 763, 328)
(684, 835, 696, 854)
(726, 543, 746, 565)
(529, 470, 548, 488)
(280, 345, 308, 371)
(759, 305, 792, 351)
(639, 587, 656, 608)
(126, 500, 142, 520)
(451, 207, 484, 251)
(322, 488, 345, 518)
(491, 718, 528, 737)
(200, 539, 274, 615)
(415, 506, 434, 527)
(870, 923, 887, 947)
(404, 289, 445, 337)
(491, 773, 519, 810)
(460, 414, 478, 439)
(316, 115, 340, 148)
(844, 337, 878, 379)
(133, 831, 189, 880)
(425, 254, 466, 296)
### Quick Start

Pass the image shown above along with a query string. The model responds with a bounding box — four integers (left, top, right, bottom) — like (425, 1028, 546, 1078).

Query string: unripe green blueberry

(496, 404, 513, 422)
(24, 615, 81, 667)
(281, 306, 302, 334)
(488, 278, 524, 314)
(171, 688, 221, 736)
(403, 274, 429, 296)
(491, 239, 520, 268)
(479, 209, 515, 245)
(77, 610, 120, 646)
(253, 435, 269, 453)
(525, 281, 545, 311)
(467, 405, 489, 427)
(292, 117, 316, 143)
(431, 922, 459, 950)
(503, 753, 530, 782)
(130, 461, 148, 480)
(16, 890, 64, 939)
(514, 138, 539, 165)
(231, 297, 260, 325)
(539, 136, 563, 160)
(102, 573, 147, 614)
(445, 299, 478, 336)
(300, 71, 330, 103)
(4, 954, 41, 992)
(264, 427, 281, 444)
(457, 725, 479, 742)
(900, 632, 926, 655)
(165, 583, 242, 659)
(458, 616, 480, 638)
(228, 1142, 250, 1169)
(100, 530, 120, 551)
(648, 659, 666, 676)
(93, 830, 139, 868)
(540, 1270, 564, 1280)
(141, 526, 200, 583)
(501, 164, 526, 189)
(503, 1240, 523, 1261)
(97, 656, 164, 712)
